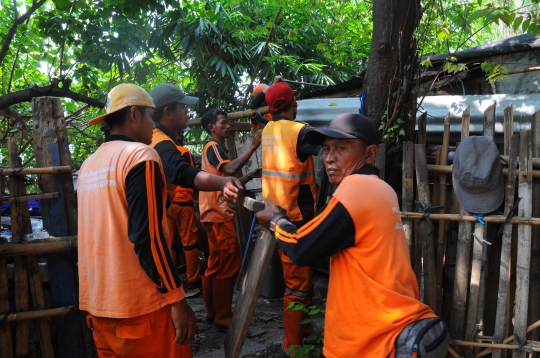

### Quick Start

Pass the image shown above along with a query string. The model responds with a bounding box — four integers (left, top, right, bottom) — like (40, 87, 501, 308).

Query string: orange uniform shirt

(199, 140, 235, 223)
(78, 139, 185, 318)
(275, 170, 435, 357)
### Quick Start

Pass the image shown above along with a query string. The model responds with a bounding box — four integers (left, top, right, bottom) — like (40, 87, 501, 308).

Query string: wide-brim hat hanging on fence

(452, 136, 504, 214)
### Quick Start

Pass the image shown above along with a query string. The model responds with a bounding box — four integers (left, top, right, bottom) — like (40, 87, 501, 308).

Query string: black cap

(305, 113, 379, 145)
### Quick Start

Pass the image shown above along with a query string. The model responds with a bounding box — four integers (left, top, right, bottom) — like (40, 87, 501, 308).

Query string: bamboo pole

(417, 112, 427, 146)
(0, 237, 77, 257)
(400, 212, 540, 225)
(514, 130, 533, 358)
(188, 106, 270, 126)
(415, 144, 438, 313)
(471, 104, 496, 354)
(504, 104, 514, 156)
(8, 139, 31, 357)
(436, 113, 451, 314)
(0, 165, 72, 176)
(451, 107, 471, 344)
(427, 164, 540, 178)
(240, 7, 282, 110)
(492, 134, 519, 358)
(1, 192, 59, 203)
(477, 319, 540, 357)
(402, 142, 415, 257)
(1, 305, 77, 323)
(451, 340, 540, 352)
(528, 109, 540, 346)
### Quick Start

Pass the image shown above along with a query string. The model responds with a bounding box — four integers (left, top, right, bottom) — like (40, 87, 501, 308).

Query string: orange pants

(278, 247, 312, 306)
(86, 305, 192, 358)
(166, 204, 200, 283)
(204, 220, 241, 279)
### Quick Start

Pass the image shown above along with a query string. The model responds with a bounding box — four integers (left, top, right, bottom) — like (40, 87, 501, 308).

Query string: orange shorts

(86, 305, 192, 358)
(278, 247, 312, 306)
(204, 220, 241, 279)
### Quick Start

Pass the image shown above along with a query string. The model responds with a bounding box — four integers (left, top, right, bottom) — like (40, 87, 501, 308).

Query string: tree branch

(0, 85, 105, 110)
(0, 106, 28, 127)
(0, 0, 47, 65)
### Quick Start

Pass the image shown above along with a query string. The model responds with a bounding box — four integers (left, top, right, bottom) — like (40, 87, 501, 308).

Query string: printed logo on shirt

(395, 223, 404, 230)
(392, 207, 400, 213)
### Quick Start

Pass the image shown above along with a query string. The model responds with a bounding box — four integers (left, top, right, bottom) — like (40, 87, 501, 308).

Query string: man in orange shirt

(78, 84, 240, 357)
(198, 108, 261, 331)
(256, 113, 449, 358)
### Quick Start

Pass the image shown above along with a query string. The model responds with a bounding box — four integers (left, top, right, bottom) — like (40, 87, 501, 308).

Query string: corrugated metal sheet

(297, 94, 540, 145)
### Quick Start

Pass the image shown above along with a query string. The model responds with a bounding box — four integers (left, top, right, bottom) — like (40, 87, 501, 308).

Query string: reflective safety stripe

(285, 286, 312, 298)
(262, 169, 314, 179)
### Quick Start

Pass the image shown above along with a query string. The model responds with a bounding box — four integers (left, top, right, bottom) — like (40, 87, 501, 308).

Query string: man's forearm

(221, 146, 257, 176)
(193, 171, 226, 191)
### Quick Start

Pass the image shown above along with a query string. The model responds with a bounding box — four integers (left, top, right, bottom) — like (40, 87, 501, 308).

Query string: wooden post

(417, 112, 427, 146)
(492, 134, 519, 358)
(8, 139, 31, 357)
(1, 145, 13, 358)
(414, 144, 438, 313)
(32, 97, 85, 357)
(436, 113, 450, 314)
(513, 130, 533, 358)
(470, 103, 496, 349)
(402, 142, 414, 258)
(528, 109, 540, 343)
(504, 104, 514, 156)
(450, 106, 471, 343)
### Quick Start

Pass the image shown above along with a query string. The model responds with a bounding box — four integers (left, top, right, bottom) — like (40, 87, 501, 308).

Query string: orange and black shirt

(273, 165, 435, 357)
(78, 135, 185, 318)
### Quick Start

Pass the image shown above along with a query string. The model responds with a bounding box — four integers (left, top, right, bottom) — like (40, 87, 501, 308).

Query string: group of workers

(77, 78, 449, 358)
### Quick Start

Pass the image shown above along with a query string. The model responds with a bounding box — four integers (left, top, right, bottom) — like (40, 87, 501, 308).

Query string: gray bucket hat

(452, 136, 504, 214)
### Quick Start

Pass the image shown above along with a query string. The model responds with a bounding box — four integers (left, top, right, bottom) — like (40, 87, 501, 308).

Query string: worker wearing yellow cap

(77, 84, 212, 357)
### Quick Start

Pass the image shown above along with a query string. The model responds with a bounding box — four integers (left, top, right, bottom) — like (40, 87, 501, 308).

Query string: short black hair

(104, 106, 146, 129)
(152, 102, 178, 122)
(201, 108, 228, 134)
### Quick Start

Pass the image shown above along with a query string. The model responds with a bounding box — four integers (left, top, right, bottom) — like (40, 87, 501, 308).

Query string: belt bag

(394, 317, 449, 358)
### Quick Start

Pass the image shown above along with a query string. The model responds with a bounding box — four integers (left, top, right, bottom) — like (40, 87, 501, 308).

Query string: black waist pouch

(394, 317, 449, 358)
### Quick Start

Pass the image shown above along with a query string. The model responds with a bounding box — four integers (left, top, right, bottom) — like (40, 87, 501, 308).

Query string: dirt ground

(187, 270, 328, 358)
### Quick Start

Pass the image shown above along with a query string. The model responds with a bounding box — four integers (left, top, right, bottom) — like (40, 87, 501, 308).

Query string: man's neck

(210, 134, 227, 146)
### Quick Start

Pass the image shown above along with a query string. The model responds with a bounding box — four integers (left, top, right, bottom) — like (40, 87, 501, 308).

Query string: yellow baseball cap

(89, 83, 156, 125)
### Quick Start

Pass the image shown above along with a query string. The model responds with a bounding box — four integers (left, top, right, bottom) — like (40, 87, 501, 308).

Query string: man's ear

(365, 144, 378, 164)
(208, 122, 216, 133)
(126, 106, 138, 123)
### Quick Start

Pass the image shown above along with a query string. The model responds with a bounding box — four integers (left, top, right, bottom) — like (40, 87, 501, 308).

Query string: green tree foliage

(1, 0, 540, 169)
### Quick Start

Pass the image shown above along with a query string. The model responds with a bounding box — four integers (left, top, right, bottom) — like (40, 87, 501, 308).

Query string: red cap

(265, 82, 297, 112)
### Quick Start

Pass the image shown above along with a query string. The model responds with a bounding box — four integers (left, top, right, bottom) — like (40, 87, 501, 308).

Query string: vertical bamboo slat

(528, 109, 540, 343)
(492, 134, 519, 358)
(402, 142, 415, 259)
(513, 130, 533, 358)
(374, 143, 386, 180)
(436, 113, 451, 314)
(8, 139, 31, 357)
(451, 106, 471, 343)
(415, 144, 438, 313)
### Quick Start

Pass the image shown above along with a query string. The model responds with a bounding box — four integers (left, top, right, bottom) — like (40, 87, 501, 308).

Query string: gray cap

(452, 136, 504, 214)
(149, 83, 199, 108)
(305, 113, 379, 145)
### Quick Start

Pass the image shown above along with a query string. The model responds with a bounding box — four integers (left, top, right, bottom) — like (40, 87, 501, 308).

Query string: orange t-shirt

(77, 140, 185, 318)
(275, 172, 435, 357)
(198, 140, 235, 223)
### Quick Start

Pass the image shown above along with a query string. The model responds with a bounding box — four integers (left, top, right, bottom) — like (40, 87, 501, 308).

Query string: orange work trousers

(204, 220, 241, 280)
(86, 305, 192, 358)
(278, 247, 312, 306)
(166, 204, 200, 283)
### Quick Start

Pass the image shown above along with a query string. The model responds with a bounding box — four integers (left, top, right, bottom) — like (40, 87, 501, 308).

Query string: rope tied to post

(496, 197, 522, 239)
(414, 200, 444, 230)
(514, 333, 535, 354)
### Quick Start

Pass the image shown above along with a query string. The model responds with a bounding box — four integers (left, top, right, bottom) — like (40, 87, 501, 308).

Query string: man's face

(212, 114, 230, 139)
(134, 107, 155, 145)
(322, 138, 374, 185)
(170, 103, 188, 132)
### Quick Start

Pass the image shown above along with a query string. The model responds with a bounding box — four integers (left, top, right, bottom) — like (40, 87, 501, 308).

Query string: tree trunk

(364, 0, 421, 142)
